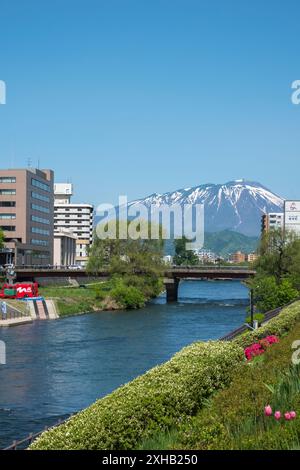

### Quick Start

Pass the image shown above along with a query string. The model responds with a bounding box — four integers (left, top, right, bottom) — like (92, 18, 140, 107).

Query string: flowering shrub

(29, 341, 243, 450)
(244, 335, 279, 361)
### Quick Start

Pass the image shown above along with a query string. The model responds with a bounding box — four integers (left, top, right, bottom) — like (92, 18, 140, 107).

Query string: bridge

(163, 266, 255, 301)
(11, 265, 256, 302)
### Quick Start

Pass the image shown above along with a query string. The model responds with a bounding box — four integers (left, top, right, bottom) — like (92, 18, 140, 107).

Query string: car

(68, 265, 83, 270)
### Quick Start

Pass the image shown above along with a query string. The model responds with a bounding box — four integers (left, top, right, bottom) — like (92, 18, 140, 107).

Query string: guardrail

(3, 414, 74, 450)
(220, 298, 300, 341)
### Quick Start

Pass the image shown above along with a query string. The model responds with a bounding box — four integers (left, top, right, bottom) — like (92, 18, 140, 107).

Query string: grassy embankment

(39, 275, 163, 317)
(29, 300, 300, 450)
(38, 281, 116, 317)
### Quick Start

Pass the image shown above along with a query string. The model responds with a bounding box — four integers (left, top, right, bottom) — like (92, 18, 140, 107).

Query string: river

(0, 280, 248, 448)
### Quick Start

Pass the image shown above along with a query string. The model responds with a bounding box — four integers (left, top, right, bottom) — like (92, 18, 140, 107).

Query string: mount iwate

(128, 179, 284, 237)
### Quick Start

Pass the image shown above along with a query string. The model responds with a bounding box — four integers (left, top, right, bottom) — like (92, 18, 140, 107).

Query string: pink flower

(284, 412, 291, 421)
(290, 411, 296, 419)
(274, 411, 281, 420)
(264, 405, 272, 416)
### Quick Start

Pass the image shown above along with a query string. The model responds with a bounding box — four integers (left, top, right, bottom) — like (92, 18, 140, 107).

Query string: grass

(39, 281, 114, 316)
(4, 299, 30, 315)
(135, 319, 300, 450)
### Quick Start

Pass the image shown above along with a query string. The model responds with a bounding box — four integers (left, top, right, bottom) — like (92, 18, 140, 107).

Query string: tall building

(54, 183, 94, 266)
(0, 168, 54, 266)
(261, 213, 284, 234)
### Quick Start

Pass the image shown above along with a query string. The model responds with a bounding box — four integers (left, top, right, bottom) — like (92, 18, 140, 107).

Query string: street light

(250, 288, 254, 327)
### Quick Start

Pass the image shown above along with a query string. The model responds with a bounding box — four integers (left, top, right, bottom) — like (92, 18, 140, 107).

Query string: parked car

(68, 265, 83, 270)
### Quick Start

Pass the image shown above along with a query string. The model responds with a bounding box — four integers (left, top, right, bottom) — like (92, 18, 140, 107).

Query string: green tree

(249, 229, 300, 312)
(173, 237, 199, 266)
(87, 220, 165, 306)
(255, 229, 298, 282)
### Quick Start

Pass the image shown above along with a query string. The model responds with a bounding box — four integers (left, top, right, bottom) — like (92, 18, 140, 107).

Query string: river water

(0, 280, 248, 448)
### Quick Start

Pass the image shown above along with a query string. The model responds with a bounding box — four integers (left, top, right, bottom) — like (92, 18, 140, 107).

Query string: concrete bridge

(12, 265, 255, 301)
(163, 266, 255, 302)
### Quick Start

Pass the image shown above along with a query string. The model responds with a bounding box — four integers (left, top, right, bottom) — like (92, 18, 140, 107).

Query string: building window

(0, 213, 16, 219)
(31, 203, 50, 214)
(31, 178, 50, 192)
(31, 239, 49, 247)
(32, 252, 50, 259)
(32, 227, 50, 236)
(0, 225, 15, 231)
(31, 191, 50, 203)
(0, 201, 16, 207)
(0, 189, 16, 195)
(0, 177, 16, 183)
(31, 215, 50, 225)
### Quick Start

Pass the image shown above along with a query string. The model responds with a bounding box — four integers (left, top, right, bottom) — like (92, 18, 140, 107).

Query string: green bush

(94, 289, 106, 301)
(110, 279, 146, 309)
(29, 340, 243, 450)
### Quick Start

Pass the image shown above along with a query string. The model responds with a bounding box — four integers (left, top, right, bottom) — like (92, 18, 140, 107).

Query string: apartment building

(54, 183, 94, 266)
(261, 213, 284, 234)
(0, 168, 54, 266)
(247, 253, 259, 263)
(229, 251, 246, 264)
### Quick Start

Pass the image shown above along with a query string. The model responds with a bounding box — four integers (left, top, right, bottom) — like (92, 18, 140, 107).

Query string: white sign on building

(284, 200, 300, 235)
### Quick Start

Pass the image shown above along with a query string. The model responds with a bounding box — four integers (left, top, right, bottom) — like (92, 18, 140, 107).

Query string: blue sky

(0, 0, 300, 205)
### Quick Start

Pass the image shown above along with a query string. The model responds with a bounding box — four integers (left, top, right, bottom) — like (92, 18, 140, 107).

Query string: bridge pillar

(164, 278, 179, 302)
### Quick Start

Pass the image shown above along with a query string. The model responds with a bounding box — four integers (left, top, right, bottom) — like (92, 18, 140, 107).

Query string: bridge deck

(13, 266, 255, 281)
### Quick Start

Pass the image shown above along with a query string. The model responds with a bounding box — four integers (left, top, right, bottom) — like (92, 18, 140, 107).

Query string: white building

(54, 229, 77, 267)
(195, 249, 218, 264)
(54, 183, 94, 267)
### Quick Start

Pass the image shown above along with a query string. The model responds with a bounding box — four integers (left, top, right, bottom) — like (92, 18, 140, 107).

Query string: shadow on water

(0, 280, 248, 448)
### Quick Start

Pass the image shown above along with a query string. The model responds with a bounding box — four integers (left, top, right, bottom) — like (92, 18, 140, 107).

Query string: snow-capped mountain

(128, 180, 284, 236)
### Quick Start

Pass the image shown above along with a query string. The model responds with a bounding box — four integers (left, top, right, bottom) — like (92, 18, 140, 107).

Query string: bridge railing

(169, 265, 255, 271)
(14, 265, 84, 271)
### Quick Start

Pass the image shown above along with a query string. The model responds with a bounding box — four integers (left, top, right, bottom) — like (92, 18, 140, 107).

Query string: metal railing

(1, 303, 30, 321)
(220, 298, 300, 341)
(3, 414, 73, 450)
(14, 265, 84, 271)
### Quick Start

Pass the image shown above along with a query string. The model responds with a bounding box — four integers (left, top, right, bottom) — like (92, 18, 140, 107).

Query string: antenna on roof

(27, 157, 32, 168)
